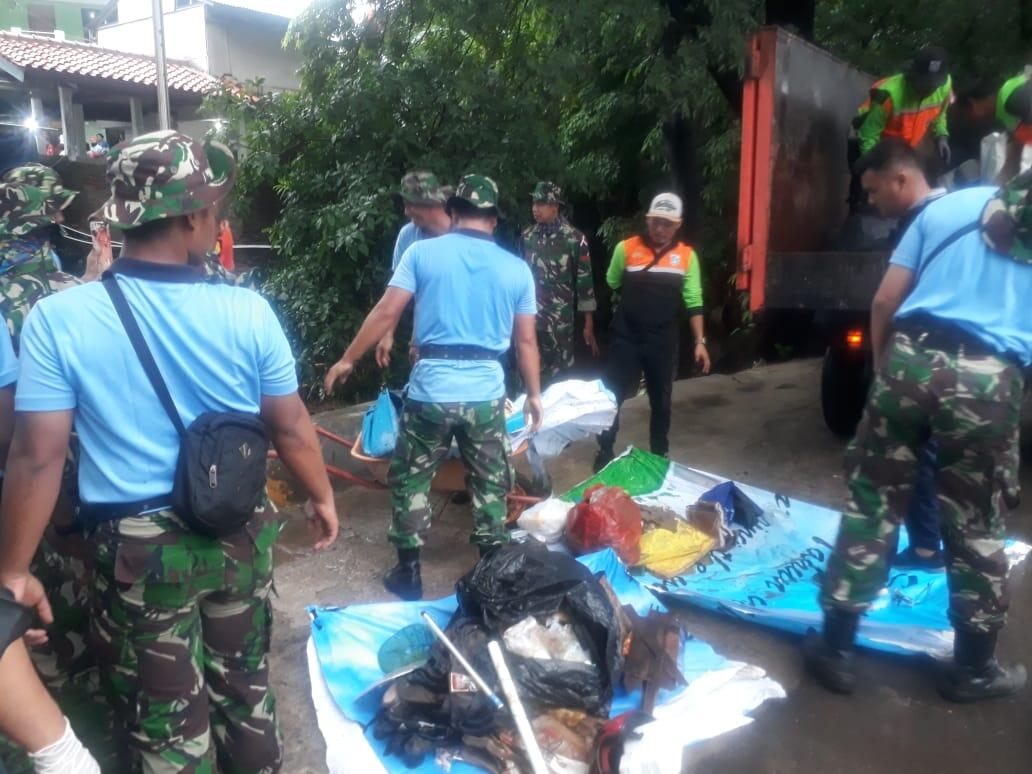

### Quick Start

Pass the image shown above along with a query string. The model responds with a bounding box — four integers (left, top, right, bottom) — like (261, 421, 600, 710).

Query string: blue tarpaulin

(308, 548, 783, 774)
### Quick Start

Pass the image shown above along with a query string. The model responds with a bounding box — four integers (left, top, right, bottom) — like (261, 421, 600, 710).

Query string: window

(175, 0, 201, 8)
(27, 4, 56, 34)
(81, 9, 98, 42)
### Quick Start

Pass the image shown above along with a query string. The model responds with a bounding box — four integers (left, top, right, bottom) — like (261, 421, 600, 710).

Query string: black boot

(803, 609, 859, 695)
(383, 548, 422, 601)
(477, 542, 503, 559)
(939, 630, 1027, 703)
(593, 445, 614, 474)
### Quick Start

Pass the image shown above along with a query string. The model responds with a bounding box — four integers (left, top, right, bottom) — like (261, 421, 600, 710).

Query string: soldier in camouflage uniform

(806, 176, 1032, 703)
(325, 174, 543, 600)
(0, 164, 82, 348)
(0, 130, 339, 772)
(520, 181, 597, 384)
(0, 166, 124, 773)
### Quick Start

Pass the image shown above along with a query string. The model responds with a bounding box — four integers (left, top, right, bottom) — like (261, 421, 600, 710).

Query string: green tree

(210, 0, 1032, 402)
(211, 0, 762, 400)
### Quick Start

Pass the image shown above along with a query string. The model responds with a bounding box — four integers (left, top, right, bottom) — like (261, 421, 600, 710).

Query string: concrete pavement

(269, 358, 1031, 773)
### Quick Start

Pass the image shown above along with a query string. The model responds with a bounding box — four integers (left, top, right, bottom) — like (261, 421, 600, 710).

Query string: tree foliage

(207, 0, 1032, 401)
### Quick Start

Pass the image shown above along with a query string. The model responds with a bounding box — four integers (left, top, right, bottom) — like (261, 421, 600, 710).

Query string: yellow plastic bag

(638, 522, 716, 579)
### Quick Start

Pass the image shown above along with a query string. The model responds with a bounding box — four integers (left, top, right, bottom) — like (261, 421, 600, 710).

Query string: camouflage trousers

(90, 509, 284, 773)
(820, 331, 1024, 634)
(537, 309, 575, 384)
(0, 535, 121, 773)
(388, 399, 512, 550)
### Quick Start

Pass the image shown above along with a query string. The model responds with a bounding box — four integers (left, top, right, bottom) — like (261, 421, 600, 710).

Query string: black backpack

(101, 272, 269, 537)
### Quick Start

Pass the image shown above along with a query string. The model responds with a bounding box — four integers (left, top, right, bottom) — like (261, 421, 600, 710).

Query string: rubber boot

(383, 548, 422, 601)
(939, 630, 1027, 703)
(803, 609, 859, 695)
(477, 542, 502, 559)
(593, 444, 614, 474)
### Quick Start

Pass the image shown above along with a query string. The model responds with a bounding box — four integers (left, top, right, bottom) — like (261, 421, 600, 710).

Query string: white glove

(29, 718, 100, 774)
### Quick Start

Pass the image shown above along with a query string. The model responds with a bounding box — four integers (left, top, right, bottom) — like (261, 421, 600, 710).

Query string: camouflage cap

(531, 181, 563, 205)
(447, 174, 499, 211)
(97, 129, 235, 230)
(0, 163, 77, 237)
(400, 170, 448, 205)
(981, 169, 1032, 264)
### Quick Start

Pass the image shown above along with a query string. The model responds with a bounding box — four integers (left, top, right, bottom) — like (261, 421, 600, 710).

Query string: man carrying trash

(520, 181, 598, 383)
(806, 173, 1032, 703)
(325, 174, 543, 601)
(854, 47, 953, 160)
(595, 192, 710, 472)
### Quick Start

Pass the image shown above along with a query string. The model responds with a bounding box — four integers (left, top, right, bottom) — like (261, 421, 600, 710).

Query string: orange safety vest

(855, 73, 952, 149)
(618, 235, 696, 327)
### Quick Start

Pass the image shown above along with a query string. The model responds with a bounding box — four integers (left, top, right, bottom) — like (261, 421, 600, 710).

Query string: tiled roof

(0, 31, 218, 94)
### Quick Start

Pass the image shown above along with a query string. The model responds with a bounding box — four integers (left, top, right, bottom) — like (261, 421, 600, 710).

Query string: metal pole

(151, 0, 171, 130)
(487, 641, 549, 774)
(419, 612, 504, 710)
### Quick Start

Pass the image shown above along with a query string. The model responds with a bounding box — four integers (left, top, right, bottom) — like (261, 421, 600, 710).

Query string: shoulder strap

(917, 221, 980, 279)
(102, 272, 187, 439)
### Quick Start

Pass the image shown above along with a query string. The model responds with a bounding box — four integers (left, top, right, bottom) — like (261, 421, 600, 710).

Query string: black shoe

(803, 631, 856, 695)
(894, 546, 945, 571)
(939, 630, 1027, 703)
(593, 447, 614, 474)
(803, 609, 859, 695)
(383, 549, 422, 601)
(477, 542, 503, 559)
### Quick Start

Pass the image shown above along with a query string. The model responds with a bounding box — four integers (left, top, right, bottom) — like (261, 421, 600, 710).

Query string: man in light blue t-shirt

(0, 130, 338, 770)
(807, 180, 1032, 704)
(326, 174, 543, 600)
(376, 171, 454, 370)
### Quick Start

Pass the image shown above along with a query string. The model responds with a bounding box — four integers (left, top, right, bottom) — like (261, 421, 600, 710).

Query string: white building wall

(205, 16, 299, 90)
(100, 3, 299, 90)
(114, 0, 180, 24)
(97, 5, 208, 71)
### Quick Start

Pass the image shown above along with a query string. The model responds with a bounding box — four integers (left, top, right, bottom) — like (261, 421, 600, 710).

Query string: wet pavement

(268, 358, 1031, 773)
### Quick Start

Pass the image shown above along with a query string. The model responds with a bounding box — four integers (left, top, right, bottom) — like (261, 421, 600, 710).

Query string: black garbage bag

(456, 541, 624, 714)
(374, 617, 504, 767)
(375, 543, 625, 767)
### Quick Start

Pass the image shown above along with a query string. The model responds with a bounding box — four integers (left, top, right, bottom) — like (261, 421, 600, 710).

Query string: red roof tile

(0, 31, 218, 94)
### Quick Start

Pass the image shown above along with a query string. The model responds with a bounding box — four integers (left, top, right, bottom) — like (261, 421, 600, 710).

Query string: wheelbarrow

(269, 425, 544, 523)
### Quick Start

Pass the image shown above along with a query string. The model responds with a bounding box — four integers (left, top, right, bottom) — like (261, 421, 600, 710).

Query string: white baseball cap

(646, 192, 683, 222)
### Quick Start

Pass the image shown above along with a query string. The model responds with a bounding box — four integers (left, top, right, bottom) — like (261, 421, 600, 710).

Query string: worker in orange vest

(855, 47, 953, 161)
(595, 193, 710, 471)
(848, 47, 952, 210)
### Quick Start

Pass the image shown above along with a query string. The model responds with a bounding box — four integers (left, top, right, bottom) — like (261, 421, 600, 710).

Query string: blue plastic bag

(362, 389, 403, 458)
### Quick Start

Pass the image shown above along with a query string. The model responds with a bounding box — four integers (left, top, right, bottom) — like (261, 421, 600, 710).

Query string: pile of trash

(371, 542, 687, 773)
(519, 476, 763, 581)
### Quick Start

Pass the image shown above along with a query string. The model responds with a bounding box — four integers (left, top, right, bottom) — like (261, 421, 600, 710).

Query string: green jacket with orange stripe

(855, 72, 952, 154)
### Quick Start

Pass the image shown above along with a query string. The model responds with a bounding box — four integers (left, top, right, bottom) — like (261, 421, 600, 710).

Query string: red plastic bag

(565, 485, 643, 564)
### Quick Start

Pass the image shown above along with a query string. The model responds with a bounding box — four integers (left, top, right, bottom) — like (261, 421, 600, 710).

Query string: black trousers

(599, 320, 678, 456)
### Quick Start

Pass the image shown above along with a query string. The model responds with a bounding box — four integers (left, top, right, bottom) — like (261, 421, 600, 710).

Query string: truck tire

(821, 346, 871, 437)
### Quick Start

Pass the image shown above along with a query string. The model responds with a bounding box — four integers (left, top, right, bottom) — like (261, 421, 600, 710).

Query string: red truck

(736, 27, 884, 436)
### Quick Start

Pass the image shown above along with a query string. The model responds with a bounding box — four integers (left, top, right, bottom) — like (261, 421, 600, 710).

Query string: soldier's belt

(416, 344, 503, 361)
(76, 496, 174, 530)
(897, 314, 1020, 366)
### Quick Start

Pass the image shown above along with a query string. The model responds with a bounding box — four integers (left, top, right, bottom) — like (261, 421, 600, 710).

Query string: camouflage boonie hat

(531, 181, 563, 205)
(400, 171, 447, 205)
(97, 129, 235, 230)
(447, 174, 499, 211)
(981, 169, 1032, 263)
(0, 163, 77, 237)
